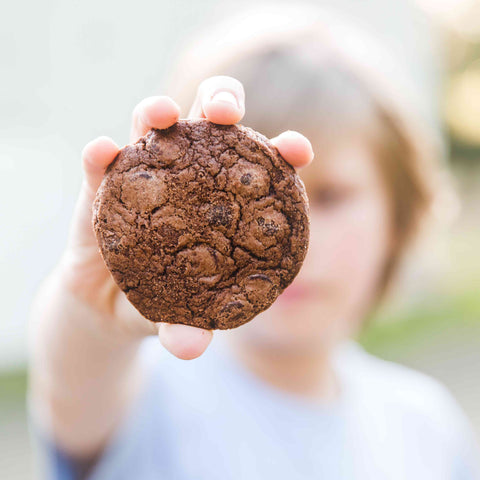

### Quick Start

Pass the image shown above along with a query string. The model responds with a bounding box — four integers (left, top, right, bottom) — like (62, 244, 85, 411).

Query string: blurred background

(1, 0, 479, 478)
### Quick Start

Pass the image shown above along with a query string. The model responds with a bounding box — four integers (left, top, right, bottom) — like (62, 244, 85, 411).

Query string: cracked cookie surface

(93, 119, 309, 329)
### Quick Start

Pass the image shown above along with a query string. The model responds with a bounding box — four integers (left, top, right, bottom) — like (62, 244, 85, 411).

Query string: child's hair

(166, 4, 450, 304)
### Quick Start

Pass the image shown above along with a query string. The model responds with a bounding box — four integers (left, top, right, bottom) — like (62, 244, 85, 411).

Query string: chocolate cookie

(93, 119, 309, 329)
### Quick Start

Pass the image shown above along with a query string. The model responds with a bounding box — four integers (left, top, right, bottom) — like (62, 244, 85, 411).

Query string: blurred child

(28, 5, 480, 479)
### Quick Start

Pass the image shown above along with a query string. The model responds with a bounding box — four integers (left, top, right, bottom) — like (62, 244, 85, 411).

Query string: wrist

(28, 269, 146, 398)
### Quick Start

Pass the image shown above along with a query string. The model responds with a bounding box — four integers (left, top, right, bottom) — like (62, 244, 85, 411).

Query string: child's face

(230, 135, 393, 353)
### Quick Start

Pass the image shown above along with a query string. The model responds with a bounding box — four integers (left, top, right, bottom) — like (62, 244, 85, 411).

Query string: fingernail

(210, 91, 239, 107)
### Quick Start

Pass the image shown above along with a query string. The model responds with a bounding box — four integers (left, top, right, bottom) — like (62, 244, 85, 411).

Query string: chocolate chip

(263, 221, 279, 236)
(207, 204, 232, 227)
(247, 273, 272, 283)
(240, 173, 252, 185)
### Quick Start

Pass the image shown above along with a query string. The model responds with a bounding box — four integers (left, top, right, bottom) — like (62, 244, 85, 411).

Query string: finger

(82, 136, 120, 196)
(130, 96, 180, 143)
(66, 136, 119, 250)
(158, 323, 213, 360)
(270, 130, 314, 169)
(188, 75, 245, 125)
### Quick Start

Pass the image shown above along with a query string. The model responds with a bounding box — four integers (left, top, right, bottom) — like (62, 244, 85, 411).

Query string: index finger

(130, 96, 181, 143)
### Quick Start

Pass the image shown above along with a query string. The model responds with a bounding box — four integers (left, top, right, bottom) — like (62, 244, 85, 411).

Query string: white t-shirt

(32, 336, 480, 479)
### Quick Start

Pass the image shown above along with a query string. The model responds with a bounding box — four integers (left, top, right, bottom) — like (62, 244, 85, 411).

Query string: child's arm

(27, 75, 314, 467)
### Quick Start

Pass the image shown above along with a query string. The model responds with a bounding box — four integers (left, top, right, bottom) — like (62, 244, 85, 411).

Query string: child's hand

(57, 76, 313, 360)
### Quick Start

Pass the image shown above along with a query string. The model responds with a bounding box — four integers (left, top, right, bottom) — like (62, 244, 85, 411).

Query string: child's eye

(309, 186, 353, 208)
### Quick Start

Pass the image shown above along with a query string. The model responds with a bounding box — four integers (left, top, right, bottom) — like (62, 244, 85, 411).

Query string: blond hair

(166, 4, 450, 302)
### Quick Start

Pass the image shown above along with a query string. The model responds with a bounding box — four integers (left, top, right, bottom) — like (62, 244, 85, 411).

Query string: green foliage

(359, 288, 480, 359)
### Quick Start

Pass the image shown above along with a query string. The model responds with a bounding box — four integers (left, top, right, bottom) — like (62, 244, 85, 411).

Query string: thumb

(67, 136, 120, 251)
